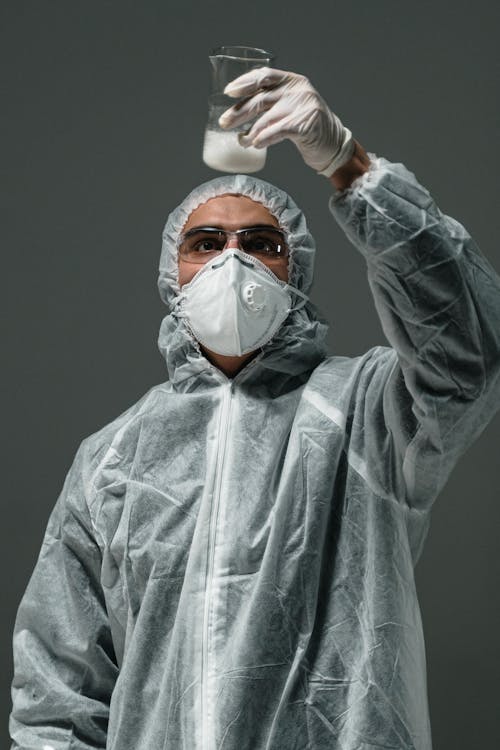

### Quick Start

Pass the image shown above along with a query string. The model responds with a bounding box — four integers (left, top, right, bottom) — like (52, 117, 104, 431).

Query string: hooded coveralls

(9, 154, 500, 750)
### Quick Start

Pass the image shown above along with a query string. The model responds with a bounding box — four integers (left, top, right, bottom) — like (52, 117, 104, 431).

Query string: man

(9, 68, 500, 749)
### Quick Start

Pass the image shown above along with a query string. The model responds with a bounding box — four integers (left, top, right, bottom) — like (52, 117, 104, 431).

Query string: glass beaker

(202, 45, 275, 174)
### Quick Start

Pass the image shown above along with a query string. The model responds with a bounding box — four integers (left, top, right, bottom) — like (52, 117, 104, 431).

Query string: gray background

(3, 1, 499, 747)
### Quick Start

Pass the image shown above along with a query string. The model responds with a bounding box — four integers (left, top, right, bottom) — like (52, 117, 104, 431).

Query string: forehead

(182, 193, 279, 232)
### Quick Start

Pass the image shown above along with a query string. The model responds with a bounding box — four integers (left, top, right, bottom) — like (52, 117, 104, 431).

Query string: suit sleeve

(328, 154, 500, 512)
(9, 438, 118, 749)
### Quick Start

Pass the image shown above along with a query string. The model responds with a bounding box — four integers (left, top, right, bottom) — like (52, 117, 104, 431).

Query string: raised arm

(218, 67, 500, 511)
(328, 155, 500, 511)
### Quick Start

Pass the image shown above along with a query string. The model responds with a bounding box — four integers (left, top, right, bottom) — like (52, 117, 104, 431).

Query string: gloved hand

(218, 67, 355, 177)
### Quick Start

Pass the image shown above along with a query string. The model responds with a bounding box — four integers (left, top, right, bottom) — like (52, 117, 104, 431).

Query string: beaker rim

(210, 45, 275, 62)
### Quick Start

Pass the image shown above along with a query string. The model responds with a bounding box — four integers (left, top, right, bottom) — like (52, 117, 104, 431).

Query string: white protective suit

(9, 154, 500, 750)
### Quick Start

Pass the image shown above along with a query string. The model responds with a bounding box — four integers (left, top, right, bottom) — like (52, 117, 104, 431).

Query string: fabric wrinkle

(9, 157, 500, 750)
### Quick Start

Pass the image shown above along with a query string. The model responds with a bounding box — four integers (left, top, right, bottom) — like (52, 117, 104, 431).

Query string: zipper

(201, 379, 233, 749)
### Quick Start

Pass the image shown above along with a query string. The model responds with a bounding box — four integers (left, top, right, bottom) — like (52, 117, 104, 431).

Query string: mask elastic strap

(283, 284, 309, 313)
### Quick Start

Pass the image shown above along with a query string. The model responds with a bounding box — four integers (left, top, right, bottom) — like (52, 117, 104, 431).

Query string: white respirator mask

(174, 249, 308, 356)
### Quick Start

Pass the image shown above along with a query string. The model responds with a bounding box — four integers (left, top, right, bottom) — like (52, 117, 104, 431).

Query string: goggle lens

(179, 228, 289, 263)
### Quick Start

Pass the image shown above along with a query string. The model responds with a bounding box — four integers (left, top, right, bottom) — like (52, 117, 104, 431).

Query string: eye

(195, 240, 218, 252)
(254, 238, 272, 252)
(187, 232, 226, 253)
(245, 233, 281, 255)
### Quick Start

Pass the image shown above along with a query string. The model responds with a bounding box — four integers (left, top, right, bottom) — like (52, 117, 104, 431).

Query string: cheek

(271, 261, 289, 283)
(178, 260, 199, 288)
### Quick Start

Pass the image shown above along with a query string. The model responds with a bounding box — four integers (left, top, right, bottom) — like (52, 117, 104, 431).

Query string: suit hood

(157, 173, 329, 392)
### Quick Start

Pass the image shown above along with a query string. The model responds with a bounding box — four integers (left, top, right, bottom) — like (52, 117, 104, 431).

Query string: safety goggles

(178, 225, 290, 264)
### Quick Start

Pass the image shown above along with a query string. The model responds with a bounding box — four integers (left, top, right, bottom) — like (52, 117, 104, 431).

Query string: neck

(200, 344, 259, 378)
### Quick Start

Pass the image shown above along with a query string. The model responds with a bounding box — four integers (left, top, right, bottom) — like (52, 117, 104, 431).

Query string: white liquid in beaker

(202, 129, 266, 173)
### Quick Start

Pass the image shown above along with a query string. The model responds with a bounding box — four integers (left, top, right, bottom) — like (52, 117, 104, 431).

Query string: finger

(238, 103, 292, 147)
(239, 113, 297, 148)
(251, 119, 297, 149)
(223, 66, 292, 98)
(218, 89, 282, 129)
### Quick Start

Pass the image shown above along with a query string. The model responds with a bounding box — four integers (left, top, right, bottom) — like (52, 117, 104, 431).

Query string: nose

(225, 232, 241, 250)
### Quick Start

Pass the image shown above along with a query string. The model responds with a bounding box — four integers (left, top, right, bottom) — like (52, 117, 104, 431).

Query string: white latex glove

(218, 67, 355, 177)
